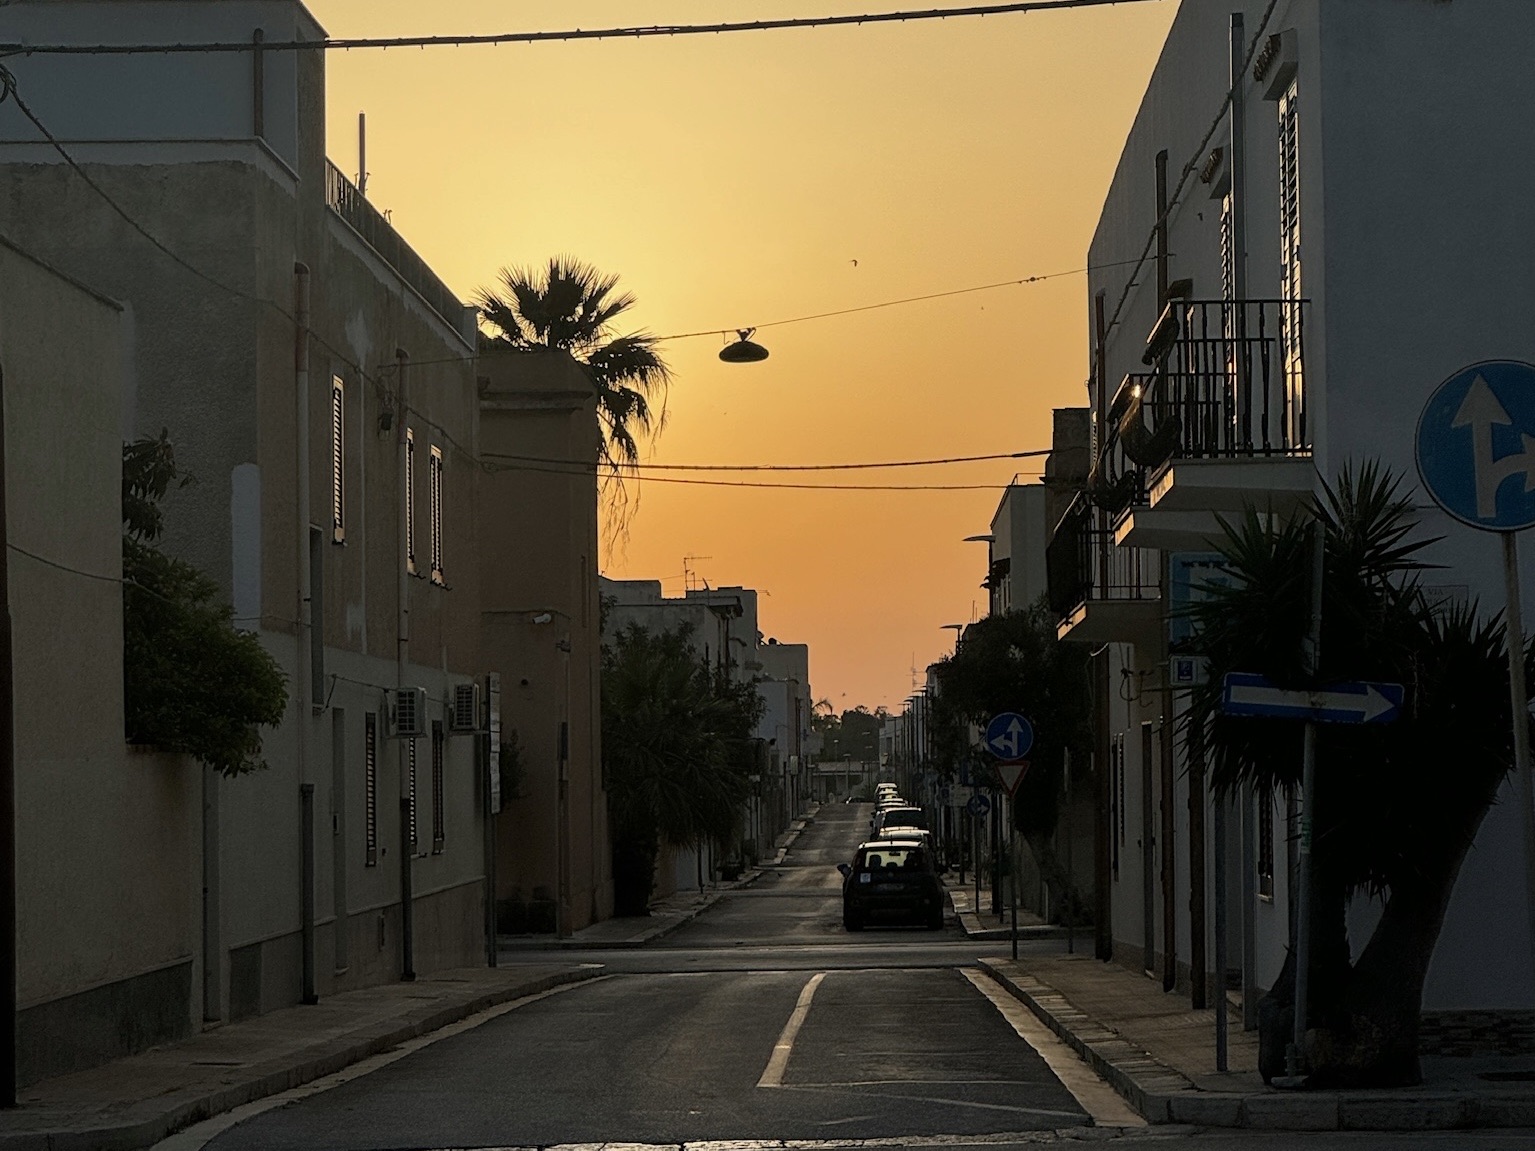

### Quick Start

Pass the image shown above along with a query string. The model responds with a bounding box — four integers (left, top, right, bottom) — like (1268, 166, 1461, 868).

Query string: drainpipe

(396, 348, 415, 980)
(293, 263, 317, 1004)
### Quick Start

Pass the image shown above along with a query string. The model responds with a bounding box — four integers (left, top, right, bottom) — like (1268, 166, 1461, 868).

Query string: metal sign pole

(1010, 810, 1019, 961)
(1065, 748, 1075, 955)
(1502, 531, 1535, 988)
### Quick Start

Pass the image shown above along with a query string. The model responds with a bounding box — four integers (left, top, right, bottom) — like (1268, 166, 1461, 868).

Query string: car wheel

(926, 911, 944, 931)
(844, 911, 864, 932)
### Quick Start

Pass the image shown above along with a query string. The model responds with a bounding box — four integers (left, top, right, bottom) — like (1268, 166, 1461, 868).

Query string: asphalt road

(193, 803, 1535, 1150)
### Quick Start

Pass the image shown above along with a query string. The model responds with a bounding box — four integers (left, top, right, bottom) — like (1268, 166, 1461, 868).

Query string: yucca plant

(1186, 461, 1525, 1087)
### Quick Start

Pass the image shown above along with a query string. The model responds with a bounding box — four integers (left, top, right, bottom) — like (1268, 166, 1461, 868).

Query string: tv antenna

(683, 555, 713, 592)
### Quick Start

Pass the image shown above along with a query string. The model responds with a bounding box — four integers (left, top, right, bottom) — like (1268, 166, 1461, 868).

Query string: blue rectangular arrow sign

(1220, 672, 1404, 725)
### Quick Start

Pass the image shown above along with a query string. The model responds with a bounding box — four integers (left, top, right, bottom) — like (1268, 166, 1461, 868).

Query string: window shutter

(364, 713, 378, 867)
(331, 378, 345, 543)
(405, 429, 416, 572)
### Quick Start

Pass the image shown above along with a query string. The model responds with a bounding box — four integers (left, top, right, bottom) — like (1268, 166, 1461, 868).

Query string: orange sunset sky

(311, 0, 1178, 712)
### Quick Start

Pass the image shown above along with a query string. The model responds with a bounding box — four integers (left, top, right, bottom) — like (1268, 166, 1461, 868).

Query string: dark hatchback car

(839, 840, 945, 931)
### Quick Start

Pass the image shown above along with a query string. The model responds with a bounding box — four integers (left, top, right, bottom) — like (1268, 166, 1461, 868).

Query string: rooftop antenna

(683, 555, 712, 593)
(358, 111, 368, 195)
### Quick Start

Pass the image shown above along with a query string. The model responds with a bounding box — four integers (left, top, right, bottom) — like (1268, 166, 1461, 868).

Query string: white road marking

(961, 968, 1145, 1129)
(757, 970, 827, 1088)
(421, 1133, 1168, 1151)
(775, 1083, 1084, 1122)
(147, 975, 613, 1151)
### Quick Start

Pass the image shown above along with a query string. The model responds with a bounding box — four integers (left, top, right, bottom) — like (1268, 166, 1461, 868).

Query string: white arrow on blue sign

(1417, 360, 1535, 531)
(1221, 672, 1403, 725)
(967, 792, 991, 817)
(984, 712, 1034, 761)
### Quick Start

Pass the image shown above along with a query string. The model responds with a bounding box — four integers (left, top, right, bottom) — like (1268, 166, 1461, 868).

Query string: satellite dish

(719, 328, 769, 363)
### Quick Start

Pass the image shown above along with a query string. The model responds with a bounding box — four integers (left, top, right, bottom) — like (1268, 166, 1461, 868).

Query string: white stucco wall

(1087, 0, 1535, 1009)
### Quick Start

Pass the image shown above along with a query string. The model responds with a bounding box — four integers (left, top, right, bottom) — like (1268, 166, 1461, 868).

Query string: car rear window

(857, 846, 928, 872)
(880, 809, 926, 829)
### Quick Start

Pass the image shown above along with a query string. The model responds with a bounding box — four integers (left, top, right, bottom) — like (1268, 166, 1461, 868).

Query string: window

(408, 737, 419, 853)
(1258, 787, 1275, 901)
(364, 713, 378, 866)
(330, 377, 346, 543)
(1278, 76, 1305, 446)
(405, 428, 417, 574)
(429, 445, 445, 586)
(431, 720, 445, 853)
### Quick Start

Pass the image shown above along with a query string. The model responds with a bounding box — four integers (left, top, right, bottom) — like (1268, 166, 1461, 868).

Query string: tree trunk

(1304, 806, 1488, 1088)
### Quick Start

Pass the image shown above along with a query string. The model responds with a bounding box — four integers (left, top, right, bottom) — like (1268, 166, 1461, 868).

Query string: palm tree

(476, 257, 670, 477)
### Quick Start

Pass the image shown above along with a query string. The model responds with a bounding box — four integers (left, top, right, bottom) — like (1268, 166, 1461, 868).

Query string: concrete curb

(976, 959, 1535, 1131)
(1, 966, 604, 1151)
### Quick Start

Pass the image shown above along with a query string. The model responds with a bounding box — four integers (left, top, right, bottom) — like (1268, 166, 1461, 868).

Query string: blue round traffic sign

(967, 792, 991, 817)
(1417, 360, 1535, 531)
(983, 712, 1034, 761)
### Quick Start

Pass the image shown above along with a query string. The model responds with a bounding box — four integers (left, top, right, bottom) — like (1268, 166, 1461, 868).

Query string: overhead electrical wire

(0, 0, 1168, 57)
(480, 459, 1035, 492)
(480, 449, 1051, 472)
(0, 49, 1103, 500)
(656, 259, 1149, 342)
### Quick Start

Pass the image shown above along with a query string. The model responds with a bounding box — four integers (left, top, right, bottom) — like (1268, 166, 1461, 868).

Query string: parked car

(838, 840, 945, 931)
(872, 805, 927, 837)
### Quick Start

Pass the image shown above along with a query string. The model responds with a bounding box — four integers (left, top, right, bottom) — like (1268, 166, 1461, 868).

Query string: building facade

(1050, 0, 1535, 1037)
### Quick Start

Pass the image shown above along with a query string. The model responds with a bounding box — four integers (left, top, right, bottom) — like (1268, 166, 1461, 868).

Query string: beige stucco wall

(0, 14, 490, 1027)
(478, 350, 611, 930)
(0, 239, 202, 1072)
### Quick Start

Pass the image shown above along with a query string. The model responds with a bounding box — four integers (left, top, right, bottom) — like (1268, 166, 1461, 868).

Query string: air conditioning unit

(449, 682, 482, 734)
(390, 686, 428, 739)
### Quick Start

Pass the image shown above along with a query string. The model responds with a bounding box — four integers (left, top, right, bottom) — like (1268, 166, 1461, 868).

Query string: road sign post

(1418, 360, 1535, 1005)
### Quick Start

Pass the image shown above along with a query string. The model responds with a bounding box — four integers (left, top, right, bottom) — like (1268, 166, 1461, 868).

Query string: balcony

(324, 161, 468, 340)
(1115, 298, 1315, 550)
(1047, 502, 1160, 646)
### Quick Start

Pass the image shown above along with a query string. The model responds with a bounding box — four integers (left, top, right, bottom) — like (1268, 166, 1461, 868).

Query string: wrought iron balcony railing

(1046, 501, 1159, 620)
(1150, 298, 1310, 459)
(324, 161, 466, 337)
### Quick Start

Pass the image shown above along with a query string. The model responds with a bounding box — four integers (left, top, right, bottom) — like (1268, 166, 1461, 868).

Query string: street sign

(994, 759, 1031, 797)
(937, 784, 953, 806)
(1220, 672, 1403, 725)
(983, 712, 1035, 761)
(967, 792, 991, 817)
(1417, 360, 1535, 530)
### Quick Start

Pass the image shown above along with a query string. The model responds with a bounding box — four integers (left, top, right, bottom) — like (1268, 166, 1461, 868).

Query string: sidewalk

(0, 963, 601, 1151)
(499, 806, 821, 952)
(980, 952, 1535, 1131)
(945, 877, 1073, 941)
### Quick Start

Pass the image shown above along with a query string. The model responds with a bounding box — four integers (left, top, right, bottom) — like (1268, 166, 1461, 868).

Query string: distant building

(982, 409, 1090, 616)
(600, 578, 812, 888)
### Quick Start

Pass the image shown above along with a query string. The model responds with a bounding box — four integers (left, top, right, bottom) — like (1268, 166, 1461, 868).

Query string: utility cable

(0, 1, 1169, 57)
(656, 258, 1149, 342)
(479, 448, 1051, 472)
(481, 460, 1029, 491)
(0, 66, 1050, 500)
